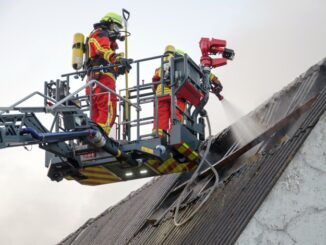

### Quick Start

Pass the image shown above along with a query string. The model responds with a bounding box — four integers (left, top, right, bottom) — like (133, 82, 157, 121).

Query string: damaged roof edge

(58, 57, 326, 245)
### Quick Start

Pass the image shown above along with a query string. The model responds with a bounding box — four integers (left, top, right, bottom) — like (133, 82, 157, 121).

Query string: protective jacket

(152, 67, 186, 135)
(86, 28, 119, 135)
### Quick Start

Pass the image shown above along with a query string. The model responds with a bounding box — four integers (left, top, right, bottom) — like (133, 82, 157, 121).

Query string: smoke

(221, 99, 266, 146)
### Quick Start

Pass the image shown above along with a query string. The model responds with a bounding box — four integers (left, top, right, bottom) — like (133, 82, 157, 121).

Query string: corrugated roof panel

(60, 174, 180, 244)
(59, 59, 326, 245)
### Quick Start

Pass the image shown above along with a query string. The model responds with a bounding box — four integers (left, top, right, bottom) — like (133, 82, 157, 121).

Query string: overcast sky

(0, 0, 326, 244)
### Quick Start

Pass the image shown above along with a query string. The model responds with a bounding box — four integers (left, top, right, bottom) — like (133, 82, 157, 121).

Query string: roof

(59, 58, 326, 245)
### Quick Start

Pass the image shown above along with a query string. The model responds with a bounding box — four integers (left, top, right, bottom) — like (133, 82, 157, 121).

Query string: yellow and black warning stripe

(144, 159, 161, 174)
(145, 157, 197, 175)
(174, 142, 199, 161)
(64, 175, 74, 180)
(65, 165, 122, 186)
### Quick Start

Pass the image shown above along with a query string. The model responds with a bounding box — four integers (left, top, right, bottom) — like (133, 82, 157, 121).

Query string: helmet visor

(110, 23, 121, 32)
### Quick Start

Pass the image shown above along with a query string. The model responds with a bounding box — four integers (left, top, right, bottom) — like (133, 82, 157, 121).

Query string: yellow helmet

(101, 12, 123, 28)
(164, 45, 175, 54)
(164, 44, 176, 62)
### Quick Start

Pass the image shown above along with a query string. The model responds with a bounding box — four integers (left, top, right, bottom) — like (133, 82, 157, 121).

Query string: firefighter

(152, 45, 223, 137)
(152, 45, 186, 136)
(209, 72, 224, 100)
(85, 12, 131, 135)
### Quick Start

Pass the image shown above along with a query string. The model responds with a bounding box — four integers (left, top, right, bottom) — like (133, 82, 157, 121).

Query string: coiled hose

(173, 115, 220, 226)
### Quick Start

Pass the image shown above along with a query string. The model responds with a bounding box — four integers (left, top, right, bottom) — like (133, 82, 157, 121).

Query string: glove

(212, 83, 223, 93)
(119, 58, 133, 70)
(117, 58, 133, 75)
(212, 83, 223, 100)
(222, 48, 235, 60)
(115, 52, 125, 62)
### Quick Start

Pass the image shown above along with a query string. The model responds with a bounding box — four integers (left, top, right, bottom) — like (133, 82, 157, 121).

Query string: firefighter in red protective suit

(152, 45, 224, 136)
(85, 12, 132, 135)
(152, 45, 186, 137)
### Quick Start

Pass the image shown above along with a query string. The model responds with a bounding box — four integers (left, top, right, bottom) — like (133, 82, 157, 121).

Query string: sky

(0, 0, 326, 244)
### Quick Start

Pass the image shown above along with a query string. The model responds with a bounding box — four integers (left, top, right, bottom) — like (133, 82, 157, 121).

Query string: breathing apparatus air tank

(72, 33, 85, 70)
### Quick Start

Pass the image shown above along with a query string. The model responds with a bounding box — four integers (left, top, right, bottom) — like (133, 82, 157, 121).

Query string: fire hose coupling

(85, 128, 138, 167)
(87, 130, 106, 148)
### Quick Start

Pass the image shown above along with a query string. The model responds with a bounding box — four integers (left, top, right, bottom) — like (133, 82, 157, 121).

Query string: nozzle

(211, 82, 223, 100)
(216, 93, 224, 101)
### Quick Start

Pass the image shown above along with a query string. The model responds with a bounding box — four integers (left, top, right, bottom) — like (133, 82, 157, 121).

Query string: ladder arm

(0, 112, 48, 149)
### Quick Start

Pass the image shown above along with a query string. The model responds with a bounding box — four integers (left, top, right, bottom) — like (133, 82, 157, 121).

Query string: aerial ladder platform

(0, 34, 319, 189)
(0, 39, 235, 186)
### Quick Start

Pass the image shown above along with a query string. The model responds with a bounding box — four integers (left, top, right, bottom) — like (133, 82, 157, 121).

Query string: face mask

(108, 23, 125, 41)
(110, 23, 120, 33)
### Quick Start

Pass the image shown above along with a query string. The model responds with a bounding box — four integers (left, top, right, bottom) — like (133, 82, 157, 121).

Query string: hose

(20, 127, 138, 166)
(20, 127, 97, 141)
(173, 114, 220, 226)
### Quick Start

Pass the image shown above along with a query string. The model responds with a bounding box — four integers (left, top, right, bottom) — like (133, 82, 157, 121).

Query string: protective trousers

(86, 73, 117, 135)
(153, 95, 186, 136)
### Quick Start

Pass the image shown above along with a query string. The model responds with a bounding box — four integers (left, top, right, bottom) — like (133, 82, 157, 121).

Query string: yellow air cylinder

(72, 33, 85, 70)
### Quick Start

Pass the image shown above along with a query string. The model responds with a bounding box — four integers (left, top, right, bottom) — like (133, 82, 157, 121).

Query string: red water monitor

(199, 37, 235, 68)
